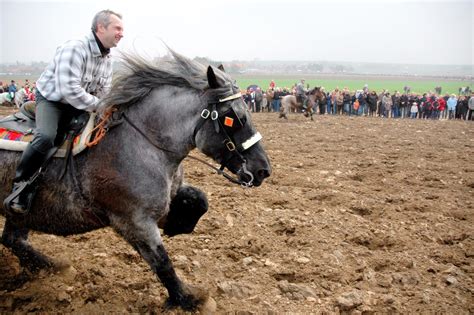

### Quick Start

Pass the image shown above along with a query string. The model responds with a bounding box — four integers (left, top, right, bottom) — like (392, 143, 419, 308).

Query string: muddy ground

(1, 109, 473, 313)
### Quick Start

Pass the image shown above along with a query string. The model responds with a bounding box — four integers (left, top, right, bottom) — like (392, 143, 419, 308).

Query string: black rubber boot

(4, 145, 47, 214)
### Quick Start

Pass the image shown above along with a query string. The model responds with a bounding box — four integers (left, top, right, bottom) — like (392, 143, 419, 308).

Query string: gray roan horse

(0, 51, 271, 310)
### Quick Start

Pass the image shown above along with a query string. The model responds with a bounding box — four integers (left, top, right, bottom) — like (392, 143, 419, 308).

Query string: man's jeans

(392, 106, 400, 118)
(31, 91, 84, 154)
(344, 103, 351, 115)
(272, 99, 281, 112)
(448, 109, 455, 119)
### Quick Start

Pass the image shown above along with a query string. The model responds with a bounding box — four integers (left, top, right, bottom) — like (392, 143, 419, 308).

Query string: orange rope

(85, 107, 115, 147)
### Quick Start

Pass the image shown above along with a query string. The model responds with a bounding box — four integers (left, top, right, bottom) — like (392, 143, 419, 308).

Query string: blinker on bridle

(200, 91, 262, 151)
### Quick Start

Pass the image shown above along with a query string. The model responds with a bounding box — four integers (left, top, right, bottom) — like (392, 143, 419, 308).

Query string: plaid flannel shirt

(36, 32, 113, 111)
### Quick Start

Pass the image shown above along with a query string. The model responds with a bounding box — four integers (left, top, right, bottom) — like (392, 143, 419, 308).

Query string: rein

(85, 108, 116, 147)
(121, 108, 253, 187)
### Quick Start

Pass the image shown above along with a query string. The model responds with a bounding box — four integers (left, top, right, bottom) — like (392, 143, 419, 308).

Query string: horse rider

(296, 79, 308, 110)
(4, 10, 124, 215)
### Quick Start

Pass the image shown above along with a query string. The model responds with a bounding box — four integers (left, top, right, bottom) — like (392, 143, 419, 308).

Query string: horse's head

(194, 66, 271, 187)
(311, 87, 326, 103)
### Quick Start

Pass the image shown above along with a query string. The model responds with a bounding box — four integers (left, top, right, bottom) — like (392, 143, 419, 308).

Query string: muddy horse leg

(1, 218, 54, 272)
(162, 185, 208, 237)
(111, 216, 207, 310)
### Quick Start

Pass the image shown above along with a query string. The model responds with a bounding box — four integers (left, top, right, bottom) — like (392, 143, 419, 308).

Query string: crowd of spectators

(0, 80, 36, 103)
(2, 79, 473, 121)
(243, 82, 474, 121)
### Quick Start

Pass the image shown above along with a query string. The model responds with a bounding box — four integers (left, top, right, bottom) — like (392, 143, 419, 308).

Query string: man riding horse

(4, 10, 124, 214)
(296, 79, 308, 110)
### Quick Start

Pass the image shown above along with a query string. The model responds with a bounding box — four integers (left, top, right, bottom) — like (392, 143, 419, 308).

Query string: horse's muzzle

(253, 167, 271, 187)
(238, 164, 271, 187)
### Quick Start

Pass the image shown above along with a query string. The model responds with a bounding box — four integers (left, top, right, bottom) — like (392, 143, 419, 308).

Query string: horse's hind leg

(111, 216, 207, 310)
(162, 185, 208, 237)
(1, 218, 54, 272)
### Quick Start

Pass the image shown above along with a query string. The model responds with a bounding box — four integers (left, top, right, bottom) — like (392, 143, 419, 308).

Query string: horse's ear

(218, 64, 225, 72)
(207, 66, 220, 89)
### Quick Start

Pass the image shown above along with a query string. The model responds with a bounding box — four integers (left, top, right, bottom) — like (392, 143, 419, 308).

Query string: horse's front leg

(110, 215, 208, 310)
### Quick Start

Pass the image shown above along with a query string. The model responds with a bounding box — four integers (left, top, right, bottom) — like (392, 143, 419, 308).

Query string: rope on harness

(85, 107, 115, 147)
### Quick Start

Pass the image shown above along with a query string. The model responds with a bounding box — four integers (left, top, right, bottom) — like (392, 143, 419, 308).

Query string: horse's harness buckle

(201, 109, 210, 119)
(225, 140, 236, 151)
(201, 108, 219, 121)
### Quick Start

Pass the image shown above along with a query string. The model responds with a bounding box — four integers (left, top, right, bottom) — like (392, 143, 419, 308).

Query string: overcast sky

(0, 0, 472, 65)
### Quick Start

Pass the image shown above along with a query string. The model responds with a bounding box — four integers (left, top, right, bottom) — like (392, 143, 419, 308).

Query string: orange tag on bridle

(224, 116, 234, 127)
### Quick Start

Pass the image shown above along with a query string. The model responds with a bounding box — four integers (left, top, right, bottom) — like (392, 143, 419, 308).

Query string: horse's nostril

(258, 168, 271, 179)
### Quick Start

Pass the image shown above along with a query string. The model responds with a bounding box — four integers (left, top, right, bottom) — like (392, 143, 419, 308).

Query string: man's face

(98, 14, 124, 49)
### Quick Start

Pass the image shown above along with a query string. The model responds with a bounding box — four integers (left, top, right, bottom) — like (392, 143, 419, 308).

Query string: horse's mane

(100, 49, 232, 111)
(308, 86, 322, 95)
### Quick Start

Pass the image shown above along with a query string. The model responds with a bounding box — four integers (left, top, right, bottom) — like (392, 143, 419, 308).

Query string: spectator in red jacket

(269, 80, 275, 90)
(437, 97, 446, 119)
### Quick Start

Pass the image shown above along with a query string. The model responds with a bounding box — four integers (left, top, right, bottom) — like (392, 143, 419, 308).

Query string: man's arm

(56, 42, 100, 111)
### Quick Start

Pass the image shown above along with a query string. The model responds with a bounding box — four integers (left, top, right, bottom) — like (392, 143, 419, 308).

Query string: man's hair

(91, 10, 122, 32)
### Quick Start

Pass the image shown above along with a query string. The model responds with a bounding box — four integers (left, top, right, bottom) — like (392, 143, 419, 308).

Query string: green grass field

(234, 76, 471, 95)
(1, 74, 470, 95)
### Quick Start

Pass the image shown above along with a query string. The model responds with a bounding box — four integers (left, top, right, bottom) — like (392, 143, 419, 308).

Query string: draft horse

(0, 51, 271, 311)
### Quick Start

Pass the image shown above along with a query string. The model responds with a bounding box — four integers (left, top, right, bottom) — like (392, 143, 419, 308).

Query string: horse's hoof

(163, 186, 208, 237)
(23, 257, 54, 274)
(166, 285, 209, 311)
(27, 257, 72, 278)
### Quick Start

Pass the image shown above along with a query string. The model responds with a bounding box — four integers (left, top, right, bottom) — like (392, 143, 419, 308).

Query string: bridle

(192, 90, 262, 187)
(118, 90, 262, 187)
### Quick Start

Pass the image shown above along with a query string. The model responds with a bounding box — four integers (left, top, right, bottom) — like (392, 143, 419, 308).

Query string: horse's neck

(122, 90, 201, 159)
